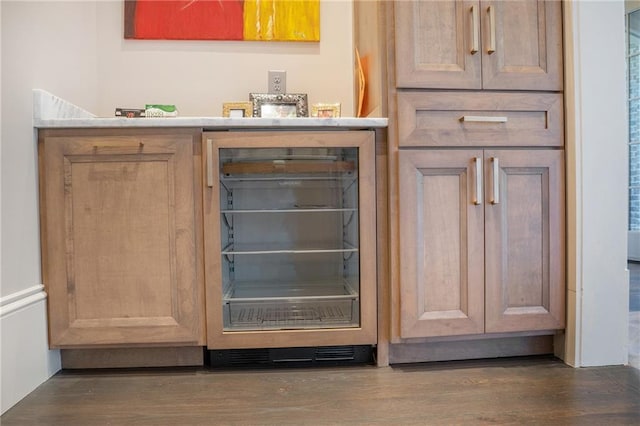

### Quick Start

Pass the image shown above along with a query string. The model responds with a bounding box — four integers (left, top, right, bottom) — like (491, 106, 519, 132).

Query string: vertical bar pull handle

(206, 139, 214, 188)
(491, 157, 500, 204)
(473, 157, 483, 205)
(470, 5, 479, 54)
(487, 5, 496, 54)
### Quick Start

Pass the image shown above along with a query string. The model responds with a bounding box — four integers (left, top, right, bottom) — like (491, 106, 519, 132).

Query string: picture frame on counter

(311, 103, 341, 118)
(250, 93, 308, 118)
(223, 102, 254, 118)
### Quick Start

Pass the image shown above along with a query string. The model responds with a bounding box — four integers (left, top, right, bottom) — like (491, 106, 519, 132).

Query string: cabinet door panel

(484, 150, 565, 332)
(71, 159, 173, 320)
(395, 0, 481, 89)
(398, 150, 484, 338)
(42, 133, 202, 347)
(482, 0, 563, 90)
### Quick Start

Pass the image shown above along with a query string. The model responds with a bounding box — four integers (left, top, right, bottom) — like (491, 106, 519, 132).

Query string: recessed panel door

(484, 149, 565, 332)
(395, 0, 482, 89)
(398, 149, 485, 338)
(481, 0, 563, 90)
(42, 133, 202, 347)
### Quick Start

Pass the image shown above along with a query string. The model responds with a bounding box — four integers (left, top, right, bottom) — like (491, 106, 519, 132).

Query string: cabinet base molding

(61, 347, 204, 369)
(388, 335, 554, 364)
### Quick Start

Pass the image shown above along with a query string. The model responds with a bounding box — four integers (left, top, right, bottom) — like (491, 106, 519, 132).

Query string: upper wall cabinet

(394, 0, 563, 91)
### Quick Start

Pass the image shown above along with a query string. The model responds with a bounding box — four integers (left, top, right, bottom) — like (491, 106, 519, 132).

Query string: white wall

(564, 0, 629, 367)
(1, 0, 100, 414)
(1, 0, 3, 301)
(94, 1, 354, 117)
(1, 1, 99, 299)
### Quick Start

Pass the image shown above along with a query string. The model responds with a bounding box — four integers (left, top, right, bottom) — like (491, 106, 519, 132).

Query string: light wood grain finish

(398, 150, 485, 338)
(389, 335, 553, 363)
(375, 129, 390, 366)
(221, 160, 355, 175)
(482, 0, 563, 90)
(3, 359, 639, 425)
(381, 0, 566, 358)
(394, 0, 563, 91)
(202, 131, 377, 350)
(61, 347, 203, 369)
(395, 148, 565, 340)
(397, 91, 564, 147)
(395, 0, 481, 89)
(353, 0, 388, 117)
(383, 0, 402, 348)
(484, 149, 565, 332)
(39, 129, 204, 348)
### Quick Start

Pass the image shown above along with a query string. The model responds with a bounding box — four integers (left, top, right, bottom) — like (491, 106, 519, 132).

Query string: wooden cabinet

(349, 0, 568, 362)
(484, 149, 565, 333)
(39, 129, 204, 348)
(398, 148, 564, 338)
(394, 0, 563, 91)
(398, 150, 485, 338)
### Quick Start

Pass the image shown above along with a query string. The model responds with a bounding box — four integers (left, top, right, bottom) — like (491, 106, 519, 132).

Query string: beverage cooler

(202, 130, 377, 366)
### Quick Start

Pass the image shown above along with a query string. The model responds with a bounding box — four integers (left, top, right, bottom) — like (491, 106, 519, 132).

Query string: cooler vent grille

(207, 345, 372, 367)
(226, 349, 270, 365)
(315, 346, 355, 361)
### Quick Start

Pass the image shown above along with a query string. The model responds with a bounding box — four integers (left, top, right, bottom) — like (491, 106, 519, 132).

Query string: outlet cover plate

(268, 70, 286, 94)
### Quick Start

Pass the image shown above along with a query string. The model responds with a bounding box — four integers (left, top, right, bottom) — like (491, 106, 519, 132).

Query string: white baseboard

(1, 286, 61, 415)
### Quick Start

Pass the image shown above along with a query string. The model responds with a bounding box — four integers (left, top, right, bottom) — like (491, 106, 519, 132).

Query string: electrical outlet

(268, 70, 287, 94)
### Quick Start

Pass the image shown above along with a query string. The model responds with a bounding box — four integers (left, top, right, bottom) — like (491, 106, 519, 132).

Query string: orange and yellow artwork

(243, 0, 319, 41)
(125, 0, 320, 42)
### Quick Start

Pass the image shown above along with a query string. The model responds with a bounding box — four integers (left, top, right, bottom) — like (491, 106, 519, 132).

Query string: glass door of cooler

(203, 131, 377, 349)
(218, 146, 360, 331)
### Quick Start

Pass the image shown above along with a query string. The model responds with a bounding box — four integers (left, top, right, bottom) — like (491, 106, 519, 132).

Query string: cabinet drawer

(397, 92, 563, 147)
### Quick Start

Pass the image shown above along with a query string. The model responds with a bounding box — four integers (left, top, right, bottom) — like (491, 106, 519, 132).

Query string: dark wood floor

(2, 356, 639, 425)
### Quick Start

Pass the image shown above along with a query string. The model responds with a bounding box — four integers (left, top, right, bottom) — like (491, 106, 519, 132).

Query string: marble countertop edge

(34, 116, 388, 129)
(33, 89, 388, 129)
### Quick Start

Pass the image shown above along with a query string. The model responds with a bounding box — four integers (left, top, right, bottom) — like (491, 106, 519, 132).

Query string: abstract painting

(124, 0, 320, 42)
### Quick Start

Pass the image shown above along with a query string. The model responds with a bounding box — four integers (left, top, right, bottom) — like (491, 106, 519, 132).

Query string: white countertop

(33, 89, 388, 130)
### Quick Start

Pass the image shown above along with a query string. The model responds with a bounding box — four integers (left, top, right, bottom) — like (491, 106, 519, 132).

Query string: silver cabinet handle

(206, 138, 214, 188)
(491, 157, 500, 204)
(460, 115, 508, 123)
(473, 157, 483, 205)
(487, 5, 496, 54)
(470, 5, 479, 54)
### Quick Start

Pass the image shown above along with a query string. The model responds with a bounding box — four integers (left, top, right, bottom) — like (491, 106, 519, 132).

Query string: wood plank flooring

(2, 356, 639, 425)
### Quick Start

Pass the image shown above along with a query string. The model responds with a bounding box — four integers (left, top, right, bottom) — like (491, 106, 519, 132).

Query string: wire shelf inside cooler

(223, 278, 358, 300)
(223, 279, 359, 330)
(224, 300, 357, 330)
